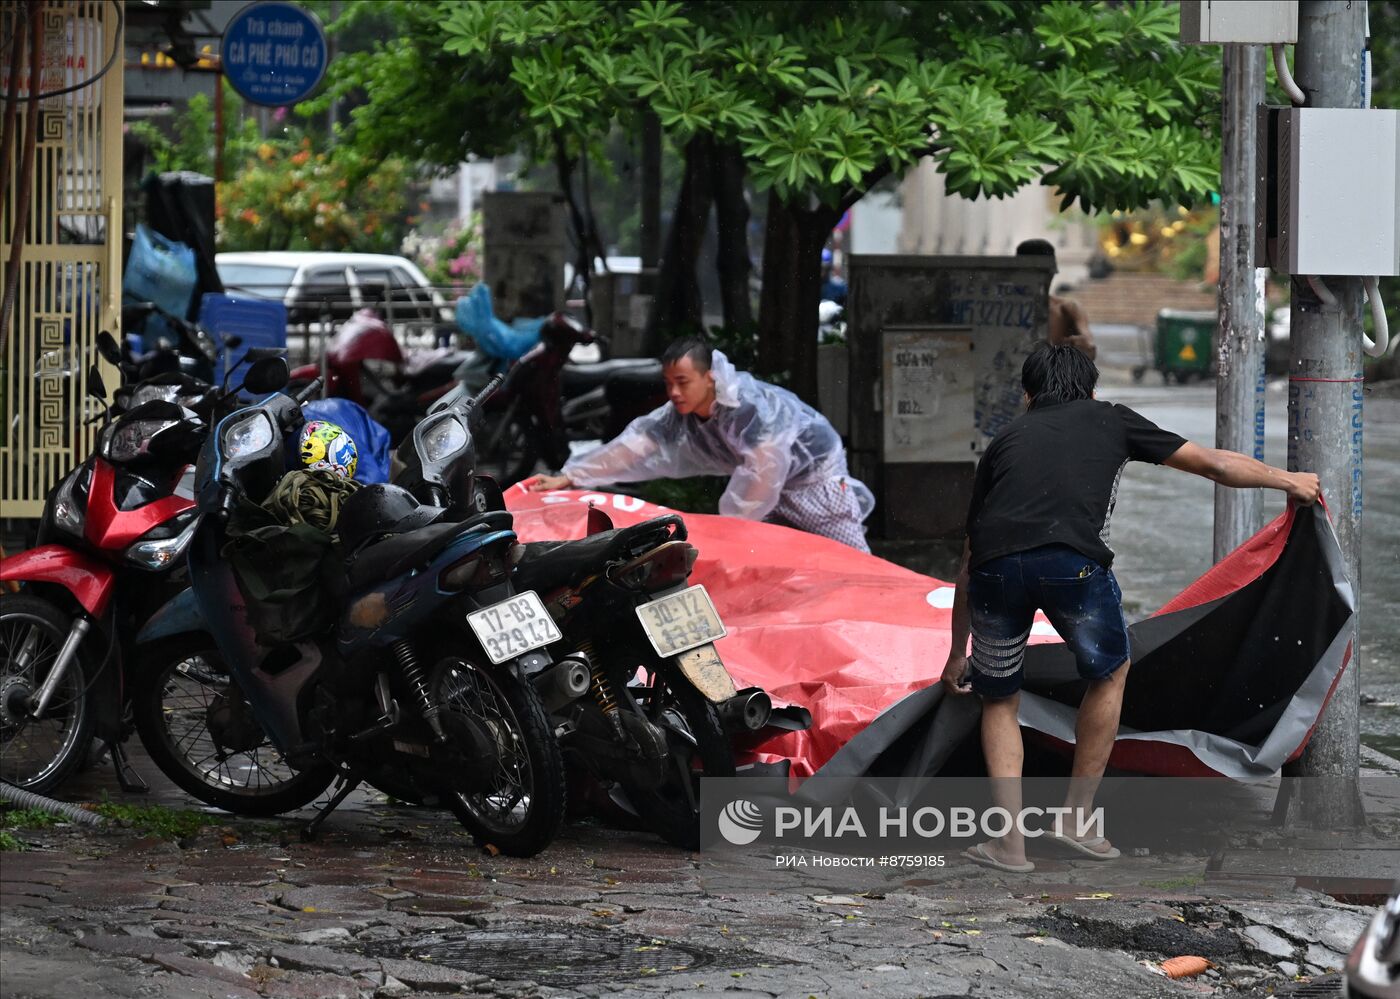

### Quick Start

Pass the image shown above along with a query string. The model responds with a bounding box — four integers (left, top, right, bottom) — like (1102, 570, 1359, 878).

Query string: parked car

(215, 252, 452, 332)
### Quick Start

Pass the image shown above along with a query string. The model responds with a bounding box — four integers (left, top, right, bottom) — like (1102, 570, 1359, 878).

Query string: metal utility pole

(1213, 44, 1268, 561)
(1288, 0, 1366, 828)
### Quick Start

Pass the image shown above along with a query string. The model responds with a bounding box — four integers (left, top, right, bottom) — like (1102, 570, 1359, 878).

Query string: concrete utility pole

(1213, 45, 1268, 561)
(1288, 0, 1366, 828)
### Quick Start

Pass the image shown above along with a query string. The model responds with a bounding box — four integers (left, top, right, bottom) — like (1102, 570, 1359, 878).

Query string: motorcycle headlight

(221, 411, 274, 459)
(131, 384, 181, 406)
(105, 419, 179, 461)
(419, 416, 468, 464)
(125, 511, 199, 570)
(51, 470, 87, 535)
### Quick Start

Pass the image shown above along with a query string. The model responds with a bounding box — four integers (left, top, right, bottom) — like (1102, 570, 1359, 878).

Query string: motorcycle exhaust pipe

(534, 656, 592, 713)
(717, 687, 772, 733)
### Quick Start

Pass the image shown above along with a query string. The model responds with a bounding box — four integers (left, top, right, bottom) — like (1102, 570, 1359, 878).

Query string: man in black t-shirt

(943, 342, 1320, 874)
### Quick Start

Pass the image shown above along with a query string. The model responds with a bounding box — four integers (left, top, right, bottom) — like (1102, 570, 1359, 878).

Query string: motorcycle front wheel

(619, 661, 735, 850)
(432, 654, 566, 857)
(0, 594, 96, 793)
(134, 635, 336, 815)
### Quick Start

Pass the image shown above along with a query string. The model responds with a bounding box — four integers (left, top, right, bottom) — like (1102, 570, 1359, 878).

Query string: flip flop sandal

(1047, 833, 1121, 860)
(962, 842, 1035, 874)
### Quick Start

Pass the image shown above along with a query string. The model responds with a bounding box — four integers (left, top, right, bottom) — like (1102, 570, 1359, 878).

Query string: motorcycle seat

(603, 364, 666, 407)
(347, 510, 514, 589)
(561, 358, 662, 395)
(513, 518, 675, 593)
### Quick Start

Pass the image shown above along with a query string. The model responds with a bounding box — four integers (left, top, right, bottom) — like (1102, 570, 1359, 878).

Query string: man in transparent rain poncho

(527, 337, 875, 552)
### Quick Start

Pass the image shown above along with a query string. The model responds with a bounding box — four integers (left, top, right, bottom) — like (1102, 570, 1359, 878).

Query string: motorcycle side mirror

(241, 346, 287, 362)
(87, 363, 107, 400)
(242, 356, 289, 395)
(96, 330, 122, 365)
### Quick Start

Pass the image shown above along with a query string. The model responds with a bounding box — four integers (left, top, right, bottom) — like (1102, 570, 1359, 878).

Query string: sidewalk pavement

(2, 743, 1395, 999)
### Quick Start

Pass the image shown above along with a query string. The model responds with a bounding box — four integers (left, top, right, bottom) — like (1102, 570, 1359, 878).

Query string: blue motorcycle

(132, 364, 572, 855)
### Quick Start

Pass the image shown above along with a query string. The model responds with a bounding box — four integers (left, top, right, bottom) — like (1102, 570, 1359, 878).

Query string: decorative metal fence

(1, 0, 122, 518)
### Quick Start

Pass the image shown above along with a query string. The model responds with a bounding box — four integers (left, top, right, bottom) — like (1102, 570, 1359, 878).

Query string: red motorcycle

(0, 336, 284, 792)
(471, 312, 665, 485)
(288, 309, 465, 443)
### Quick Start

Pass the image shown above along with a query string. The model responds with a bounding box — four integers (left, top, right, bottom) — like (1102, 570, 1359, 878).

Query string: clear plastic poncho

(562, 350, 875, 523)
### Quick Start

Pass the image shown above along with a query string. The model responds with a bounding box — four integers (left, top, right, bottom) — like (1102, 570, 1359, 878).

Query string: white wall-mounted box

(1256, 107, 1400, 277)
(1180, 1, 1298, 44)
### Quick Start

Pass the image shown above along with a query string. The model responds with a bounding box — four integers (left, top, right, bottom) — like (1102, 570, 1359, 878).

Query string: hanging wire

(19, 0, 125, 102)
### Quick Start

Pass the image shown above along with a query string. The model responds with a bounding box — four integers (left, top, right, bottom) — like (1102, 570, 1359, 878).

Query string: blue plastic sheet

(454, 283, 545, 361)
(302, 398, 391, 484)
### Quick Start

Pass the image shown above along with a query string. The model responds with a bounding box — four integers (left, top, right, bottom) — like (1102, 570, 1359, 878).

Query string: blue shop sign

(221, 2, 327, 107)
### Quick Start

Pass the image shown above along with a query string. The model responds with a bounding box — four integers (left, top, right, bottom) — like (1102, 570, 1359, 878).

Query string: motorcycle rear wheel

(0, 594, 96, 793)
(134, 635, 335, 816)
(618, 663, 734, 850)
(432, 654, 566, 857)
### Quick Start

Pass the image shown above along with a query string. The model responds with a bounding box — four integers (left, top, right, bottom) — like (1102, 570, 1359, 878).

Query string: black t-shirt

(966, 399, 1187, 569)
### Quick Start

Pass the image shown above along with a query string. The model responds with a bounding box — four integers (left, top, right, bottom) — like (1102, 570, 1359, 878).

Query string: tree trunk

(643, 134, 714, 352)
(639, 110, 662, 296)
(757, 192, 837, 405)
(712, 142, 754, 333)
(551, 132, 607, 323)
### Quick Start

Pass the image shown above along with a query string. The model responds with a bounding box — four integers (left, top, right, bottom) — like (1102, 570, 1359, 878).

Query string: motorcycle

(511, 508, 772, 849)
(121, 301, 241, 386)
(0, 333, 281, 793)
(445, 312, 665, 486)
(131, 368, 575, 854)
(394, 396, 771, 849)
(287, 309, 466, 444)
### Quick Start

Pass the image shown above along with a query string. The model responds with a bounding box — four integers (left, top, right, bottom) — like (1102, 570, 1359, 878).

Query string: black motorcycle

(393, 396, 775, 849)
(133, 370, 577, 855)
(511, 511, 773, 849)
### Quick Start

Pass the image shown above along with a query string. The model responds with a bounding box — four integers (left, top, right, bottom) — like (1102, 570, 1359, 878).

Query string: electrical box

(1256, 107, 1400, 277)
(1180, 1, 1297, 44)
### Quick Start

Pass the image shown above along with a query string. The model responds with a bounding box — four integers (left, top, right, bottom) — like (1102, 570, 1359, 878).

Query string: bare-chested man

(1016, 239, 1097, 361)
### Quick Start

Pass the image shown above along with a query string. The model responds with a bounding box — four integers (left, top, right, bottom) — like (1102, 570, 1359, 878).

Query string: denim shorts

(967, 544, 1131, 700)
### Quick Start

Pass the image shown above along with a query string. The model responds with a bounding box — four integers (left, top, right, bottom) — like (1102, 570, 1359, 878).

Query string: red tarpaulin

(506, 487, 1354, 786)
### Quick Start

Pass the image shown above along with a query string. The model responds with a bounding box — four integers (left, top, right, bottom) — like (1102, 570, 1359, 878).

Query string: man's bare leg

(1059, 661, 1131, 853)
(977, 692, 1027, 866)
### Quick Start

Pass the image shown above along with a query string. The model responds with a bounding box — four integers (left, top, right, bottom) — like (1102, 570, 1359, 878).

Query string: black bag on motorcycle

(221, 471, 356, 643)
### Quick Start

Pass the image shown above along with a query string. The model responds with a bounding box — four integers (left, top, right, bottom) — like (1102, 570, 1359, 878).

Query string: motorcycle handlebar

(458, 373, 505, 416)
(293, 377, 323, 405)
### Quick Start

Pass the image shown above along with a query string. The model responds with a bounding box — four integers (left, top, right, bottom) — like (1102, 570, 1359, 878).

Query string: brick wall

(1061, 272, 1217, 329)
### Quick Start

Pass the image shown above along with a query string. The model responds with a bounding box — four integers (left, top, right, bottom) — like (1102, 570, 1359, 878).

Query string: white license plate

(466, 591, 562, 665)
(635, 584, 727, 658)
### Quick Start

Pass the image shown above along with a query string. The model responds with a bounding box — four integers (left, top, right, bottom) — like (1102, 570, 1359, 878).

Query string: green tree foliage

(436, 0, 1221, 398)
(125, 82, 261, 178)
(218, 137, 414, 253)
(440, 1, 1218, 214)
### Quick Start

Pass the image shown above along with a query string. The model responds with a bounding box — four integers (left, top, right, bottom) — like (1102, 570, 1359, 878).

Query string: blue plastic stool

(199, 293, 288, 390)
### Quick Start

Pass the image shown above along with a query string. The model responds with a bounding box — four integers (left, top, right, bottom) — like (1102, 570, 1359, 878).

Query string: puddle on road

(364, 923, 774, 987)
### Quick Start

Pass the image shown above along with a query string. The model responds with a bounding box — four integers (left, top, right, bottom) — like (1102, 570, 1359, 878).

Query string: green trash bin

(1155, 309, 1215, 384)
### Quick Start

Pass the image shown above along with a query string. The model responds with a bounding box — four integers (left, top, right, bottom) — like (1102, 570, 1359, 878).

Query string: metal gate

(1, 0, 122, 518)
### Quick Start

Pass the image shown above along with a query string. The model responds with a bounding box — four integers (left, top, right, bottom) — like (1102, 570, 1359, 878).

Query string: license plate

(635, 584, 727, 658)
(467, 591, 562, 665)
